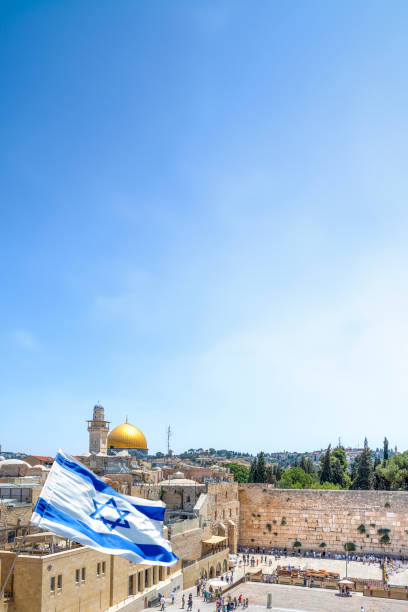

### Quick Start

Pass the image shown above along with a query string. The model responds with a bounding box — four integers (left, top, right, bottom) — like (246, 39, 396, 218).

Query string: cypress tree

(350, 456, 360, 481)
(331, 459, 344, 486)
(383, 437, 389, 462)
(320, 445, 332, 483)
(249, 457, 258, 483)
(255, 451, 267, 483)
(265, 465, 275, 484)
(273, 464, 283, 482)
(353, 446, 374, 489)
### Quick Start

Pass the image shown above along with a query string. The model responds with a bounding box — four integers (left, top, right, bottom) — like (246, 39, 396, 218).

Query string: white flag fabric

(31, 449, 178, 566)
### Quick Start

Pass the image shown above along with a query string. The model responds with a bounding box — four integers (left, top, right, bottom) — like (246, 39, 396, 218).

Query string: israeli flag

(31, 450, 178, 566)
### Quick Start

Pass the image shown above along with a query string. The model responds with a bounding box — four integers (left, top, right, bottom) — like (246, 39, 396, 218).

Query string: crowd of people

(195, 575, 248, 610)
(159, 571, 248, 611)
(238, 546, 406, 564)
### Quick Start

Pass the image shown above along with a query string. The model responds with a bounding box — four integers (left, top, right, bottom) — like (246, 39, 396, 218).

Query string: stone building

(159, 478, 206, 512)
(23, 457, 54, 469)
(194, 482, 239, 554)
(0, 536, 182, 612)
(162, 464, 233, 484)
(87, 405, 110, 455)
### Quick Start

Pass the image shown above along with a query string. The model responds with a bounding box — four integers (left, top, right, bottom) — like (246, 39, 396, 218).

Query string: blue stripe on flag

(34, 497, 177, 565)
(54, 453, 165, 522)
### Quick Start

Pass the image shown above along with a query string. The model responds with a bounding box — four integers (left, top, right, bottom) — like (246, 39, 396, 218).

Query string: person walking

(171, 591, 175, 605)
(160, 596, 166, 611)
(181, 594, 185, 609)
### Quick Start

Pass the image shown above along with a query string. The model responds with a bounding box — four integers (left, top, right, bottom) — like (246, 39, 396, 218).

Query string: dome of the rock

(107, 422, 147, 450)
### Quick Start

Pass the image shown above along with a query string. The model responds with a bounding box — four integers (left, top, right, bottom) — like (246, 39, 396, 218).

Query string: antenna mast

(167, 425, 172, 457)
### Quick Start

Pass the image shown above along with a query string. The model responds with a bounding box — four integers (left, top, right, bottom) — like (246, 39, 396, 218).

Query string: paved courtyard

(240, 552, 408, 585)
(174, 554, 408, 612)
(176, 582, 408, 612)
(225, 581, 408, 612)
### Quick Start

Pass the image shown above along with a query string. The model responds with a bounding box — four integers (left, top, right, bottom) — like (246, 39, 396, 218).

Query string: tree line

(225, 438, 408, 490)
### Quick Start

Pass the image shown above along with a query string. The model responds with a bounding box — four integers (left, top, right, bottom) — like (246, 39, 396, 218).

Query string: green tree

(350, 456, 360, 481)
(305, 458, 316, 476)
(352, 446, 374, 489)
(332, 447, 347, 471)
(318, 481, 342, 490)
(265, 465, 275, 484)
(383, 437, 389, 462)
(279, 467, 316, 489)
(225, 462, 250, 483)
(249, 457, 258, 483)
(255, 451, 267, 482)
(375, 451, 408, 490)
(320, 445, 332, 484)
(273, 464, 283, 482)
(331, 459, 344, 486)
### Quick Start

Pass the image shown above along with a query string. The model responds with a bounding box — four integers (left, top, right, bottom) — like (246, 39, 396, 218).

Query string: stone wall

(170, 527, 203, 562)
(130, 485, 162, 501)
(239, 485, 408, 556)
(161, 484, 205, 512)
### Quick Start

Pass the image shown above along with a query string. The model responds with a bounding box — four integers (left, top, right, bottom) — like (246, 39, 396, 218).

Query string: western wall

(239, 485, 408, 556)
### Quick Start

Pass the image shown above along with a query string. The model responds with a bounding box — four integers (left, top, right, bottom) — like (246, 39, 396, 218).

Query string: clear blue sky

(1, 1, 408, 456)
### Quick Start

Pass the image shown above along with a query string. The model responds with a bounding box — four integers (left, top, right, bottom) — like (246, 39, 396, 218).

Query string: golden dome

(107, 421, 147, 450)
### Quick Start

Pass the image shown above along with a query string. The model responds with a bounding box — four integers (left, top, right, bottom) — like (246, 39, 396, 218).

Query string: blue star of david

(89, 497, 130, 531)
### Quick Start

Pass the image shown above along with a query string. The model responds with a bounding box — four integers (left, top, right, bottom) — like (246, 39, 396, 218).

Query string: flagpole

(0, 536, 26, 601)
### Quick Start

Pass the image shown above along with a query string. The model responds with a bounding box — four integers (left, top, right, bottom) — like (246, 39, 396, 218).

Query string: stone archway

(222, 559, 227, 573)
(216, 562, 221, 576)
(209, 566, 215, 578)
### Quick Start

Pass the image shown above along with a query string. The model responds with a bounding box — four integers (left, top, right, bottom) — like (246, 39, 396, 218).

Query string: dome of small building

(108, 421, 147, 450)
(160, 478, 198, 486)
(0, 459, 31, 467)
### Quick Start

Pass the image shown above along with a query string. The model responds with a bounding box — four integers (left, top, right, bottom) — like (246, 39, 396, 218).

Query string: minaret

(87, 404, 110, 454)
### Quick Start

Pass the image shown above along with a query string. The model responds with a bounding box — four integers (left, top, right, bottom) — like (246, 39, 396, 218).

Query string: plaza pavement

(170, 554, 408, 612)
(175, 580, 408, 612)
